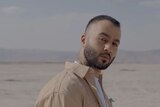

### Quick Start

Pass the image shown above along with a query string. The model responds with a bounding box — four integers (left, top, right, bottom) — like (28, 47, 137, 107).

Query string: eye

(99, 37, 108, 43)
(112, 42, 118, 47)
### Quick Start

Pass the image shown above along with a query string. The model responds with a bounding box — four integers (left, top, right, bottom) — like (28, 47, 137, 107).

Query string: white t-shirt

(74, 61, 108, 107)
(94, 77, 108, 107)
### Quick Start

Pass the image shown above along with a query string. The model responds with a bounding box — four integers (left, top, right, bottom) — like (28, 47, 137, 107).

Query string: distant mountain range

(0, 48, 160, 64)
(116, 50, 160, 64)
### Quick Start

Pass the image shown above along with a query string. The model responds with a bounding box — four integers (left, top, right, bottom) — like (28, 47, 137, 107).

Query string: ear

(81, 34, 86, 47)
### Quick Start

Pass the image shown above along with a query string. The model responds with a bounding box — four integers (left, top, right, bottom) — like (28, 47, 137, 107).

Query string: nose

(104, 43, 112, 53)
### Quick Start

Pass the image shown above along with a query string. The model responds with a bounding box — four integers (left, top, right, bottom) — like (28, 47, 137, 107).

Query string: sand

(0, 62, 160, 107)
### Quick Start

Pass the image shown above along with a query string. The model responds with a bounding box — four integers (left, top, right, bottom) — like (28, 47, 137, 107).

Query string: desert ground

(0, 62, 160, 107)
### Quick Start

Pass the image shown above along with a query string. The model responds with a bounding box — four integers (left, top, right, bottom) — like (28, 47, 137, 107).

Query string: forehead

(86, 20, 121, 39)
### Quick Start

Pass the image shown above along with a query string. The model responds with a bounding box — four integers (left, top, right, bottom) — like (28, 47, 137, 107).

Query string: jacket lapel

(100, 74, 113, 107)
(85, 72, 103, 107)
(65, 62, 112, 107)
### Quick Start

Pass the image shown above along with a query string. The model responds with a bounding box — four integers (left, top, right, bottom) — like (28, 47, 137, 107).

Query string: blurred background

(0, 0, 160, 63)
(0, 1, 160, 107)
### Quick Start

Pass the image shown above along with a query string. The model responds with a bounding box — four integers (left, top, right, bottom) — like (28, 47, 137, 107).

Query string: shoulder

(58, 69, 86, 94)
(37, 69, 85, 102)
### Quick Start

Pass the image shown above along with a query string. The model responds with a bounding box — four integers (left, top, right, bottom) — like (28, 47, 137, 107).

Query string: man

(35, 15, 121, 107)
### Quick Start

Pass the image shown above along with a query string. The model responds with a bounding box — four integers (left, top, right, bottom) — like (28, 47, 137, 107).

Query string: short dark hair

(85, 15, 120, 32)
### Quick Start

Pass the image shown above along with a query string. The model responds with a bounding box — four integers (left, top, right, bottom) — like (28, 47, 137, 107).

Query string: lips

(100, 54, 111, 61)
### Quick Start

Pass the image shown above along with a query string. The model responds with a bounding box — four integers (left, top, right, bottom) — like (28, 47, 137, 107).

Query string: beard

(84, 45, 115, 70)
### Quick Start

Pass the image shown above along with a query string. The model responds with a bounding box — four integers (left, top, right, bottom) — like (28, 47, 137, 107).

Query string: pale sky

(0, 0, 160, 51)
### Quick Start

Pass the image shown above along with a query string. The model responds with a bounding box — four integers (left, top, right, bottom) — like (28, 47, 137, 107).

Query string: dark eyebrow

(99, 32, 110, 38)
(99, 32, 120, 44)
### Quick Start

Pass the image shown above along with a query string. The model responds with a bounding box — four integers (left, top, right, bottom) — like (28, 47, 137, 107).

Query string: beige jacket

(35, 62, 113, 107)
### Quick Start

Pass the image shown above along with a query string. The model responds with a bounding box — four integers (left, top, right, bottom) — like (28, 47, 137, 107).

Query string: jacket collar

(65, 61, 89, 78)
(65, 62, 106, 107)
(65, 61, 102, 78)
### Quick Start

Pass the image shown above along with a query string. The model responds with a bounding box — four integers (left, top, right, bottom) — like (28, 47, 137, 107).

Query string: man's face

(82, 20, 121, 70)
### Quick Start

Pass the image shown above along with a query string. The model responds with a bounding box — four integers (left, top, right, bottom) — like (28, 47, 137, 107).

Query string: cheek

(88, 37, 107, 56)
(93, 41, 105, 52)
(94, 45, 104, 56)
(89, 39, 103, 51)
